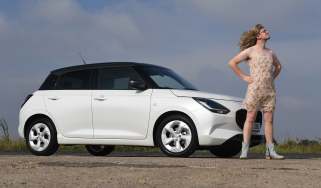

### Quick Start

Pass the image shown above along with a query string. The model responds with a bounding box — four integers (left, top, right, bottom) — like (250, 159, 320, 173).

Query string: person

(228, 24, 284, 159)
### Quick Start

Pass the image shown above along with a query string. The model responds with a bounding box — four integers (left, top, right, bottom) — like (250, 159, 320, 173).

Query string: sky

(0, 0, 320, 141)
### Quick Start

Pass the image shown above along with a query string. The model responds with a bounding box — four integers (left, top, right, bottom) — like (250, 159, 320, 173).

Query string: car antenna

(78, 52, 87, 65)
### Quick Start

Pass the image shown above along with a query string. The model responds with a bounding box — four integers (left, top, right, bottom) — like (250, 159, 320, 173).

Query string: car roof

(51, 62, 166, 74)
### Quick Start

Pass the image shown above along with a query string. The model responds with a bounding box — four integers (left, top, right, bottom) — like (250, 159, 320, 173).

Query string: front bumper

(195, 98, 263, 146)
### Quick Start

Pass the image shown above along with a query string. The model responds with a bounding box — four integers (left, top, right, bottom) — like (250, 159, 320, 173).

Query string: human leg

(263, 110, 284, 159)
(240, 110, 257, 159)
(263, 111, 274, 144)
(243, 110, 258, 144)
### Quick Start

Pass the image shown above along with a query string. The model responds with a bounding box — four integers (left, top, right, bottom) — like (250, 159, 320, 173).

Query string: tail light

(21, 94, 33, 108)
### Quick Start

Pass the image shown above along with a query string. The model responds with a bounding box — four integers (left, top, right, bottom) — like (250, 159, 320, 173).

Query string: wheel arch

(24, 114, 56, 139)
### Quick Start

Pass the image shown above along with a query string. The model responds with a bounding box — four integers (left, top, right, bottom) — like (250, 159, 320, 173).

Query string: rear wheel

(209, 140, 241, 158)
(156, 115, 198, 157)
(85, 145, 115, 156)
(25, 118, 59, 156)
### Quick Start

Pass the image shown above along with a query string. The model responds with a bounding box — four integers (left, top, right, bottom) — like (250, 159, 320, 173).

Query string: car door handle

(94, 97, 107, 101)
(48, 97, 60, 101)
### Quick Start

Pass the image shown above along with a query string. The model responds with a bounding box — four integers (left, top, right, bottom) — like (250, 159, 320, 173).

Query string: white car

(18, 62, 263, 157)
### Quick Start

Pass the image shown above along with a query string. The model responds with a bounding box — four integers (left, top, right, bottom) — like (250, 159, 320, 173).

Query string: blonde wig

(239, 24, 265, 51)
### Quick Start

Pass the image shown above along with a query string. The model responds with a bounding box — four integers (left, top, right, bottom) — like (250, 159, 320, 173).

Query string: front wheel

(85, 145, 115, 156)
(25, 118, 59, 156)
(156, 115, 198, 157)
(209, 140, 241, 158)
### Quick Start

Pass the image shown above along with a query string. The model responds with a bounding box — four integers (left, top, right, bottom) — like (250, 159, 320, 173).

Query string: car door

(43, 69, 94, 138)
(92, 66, 152, 139)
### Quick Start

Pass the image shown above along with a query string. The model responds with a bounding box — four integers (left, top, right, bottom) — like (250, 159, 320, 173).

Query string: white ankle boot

(266, 143, 285, 160)
(240, 142, 249, 159)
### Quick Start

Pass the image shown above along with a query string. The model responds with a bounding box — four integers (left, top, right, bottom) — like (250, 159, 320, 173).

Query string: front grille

(235, 109, 262, 130)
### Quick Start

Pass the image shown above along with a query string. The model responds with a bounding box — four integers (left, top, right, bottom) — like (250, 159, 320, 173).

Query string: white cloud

(24, 0, 83, 24)
(0, 0, 148, 68)
(185, 0, 304, 26)
(94, 9, 143, 48)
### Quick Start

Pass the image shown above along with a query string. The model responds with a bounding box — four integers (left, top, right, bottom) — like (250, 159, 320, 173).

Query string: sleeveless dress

(242, 50, 276, 112)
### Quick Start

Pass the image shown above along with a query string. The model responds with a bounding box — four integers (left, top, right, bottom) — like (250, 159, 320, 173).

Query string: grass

(0, 139, 27, 152)
(1, 138, 321, 154)
(250, 138, 321, 154)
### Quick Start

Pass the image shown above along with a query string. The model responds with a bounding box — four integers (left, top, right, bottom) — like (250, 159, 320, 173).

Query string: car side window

(39, 74, 58, 90)
(98, 67, 143, 90)
(57, 70, 92, 90)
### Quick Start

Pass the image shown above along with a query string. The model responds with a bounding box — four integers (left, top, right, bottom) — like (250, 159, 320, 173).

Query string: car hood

(170, 89, 243, 102)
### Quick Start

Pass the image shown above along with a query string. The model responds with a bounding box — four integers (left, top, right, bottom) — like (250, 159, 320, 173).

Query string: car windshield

(139, 66, 198, 90)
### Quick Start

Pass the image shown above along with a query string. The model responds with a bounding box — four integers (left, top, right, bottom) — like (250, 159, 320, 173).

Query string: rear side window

(39, 74, 58, 90)
(56, 70, 92, 90)
(98, 67, 143, 90)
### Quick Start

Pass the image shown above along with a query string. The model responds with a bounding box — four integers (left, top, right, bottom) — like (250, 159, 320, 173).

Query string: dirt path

(0, 152, 321, 188)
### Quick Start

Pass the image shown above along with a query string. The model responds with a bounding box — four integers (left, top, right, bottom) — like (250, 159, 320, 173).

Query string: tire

(85, 145, 115, 156)
(209, 140, 241, 158)
(156, 115, 198, 157)
(25, 118, 59, 156)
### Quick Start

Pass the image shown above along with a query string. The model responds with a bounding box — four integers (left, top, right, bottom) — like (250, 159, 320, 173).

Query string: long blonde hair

(239, 24, 264, 51)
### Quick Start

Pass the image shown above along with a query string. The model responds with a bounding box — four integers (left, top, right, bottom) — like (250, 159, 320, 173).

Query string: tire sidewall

(156, 115, 198, 157)
(25, 118, 59, 156)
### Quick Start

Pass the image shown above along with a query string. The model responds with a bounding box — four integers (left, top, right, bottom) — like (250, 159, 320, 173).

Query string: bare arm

(228, 48, 253, 83)
(272, 52, 282, 79)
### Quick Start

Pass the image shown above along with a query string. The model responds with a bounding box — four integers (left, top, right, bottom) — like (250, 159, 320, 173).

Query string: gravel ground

(0, 151, 321, 188)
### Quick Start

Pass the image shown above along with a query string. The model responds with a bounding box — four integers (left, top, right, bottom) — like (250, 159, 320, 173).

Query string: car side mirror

(129, 79, 147, 90)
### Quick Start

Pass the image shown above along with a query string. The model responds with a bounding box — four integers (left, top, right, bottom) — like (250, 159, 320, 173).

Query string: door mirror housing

(129, 80, 146, 90)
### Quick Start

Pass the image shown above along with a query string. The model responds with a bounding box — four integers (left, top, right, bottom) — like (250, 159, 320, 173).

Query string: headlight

(193, 97, 230, 114)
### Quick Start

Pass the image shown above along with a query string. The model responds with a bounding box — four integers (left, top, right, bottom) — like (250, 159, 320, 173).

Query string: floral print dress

(242, 50, 276, 112)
